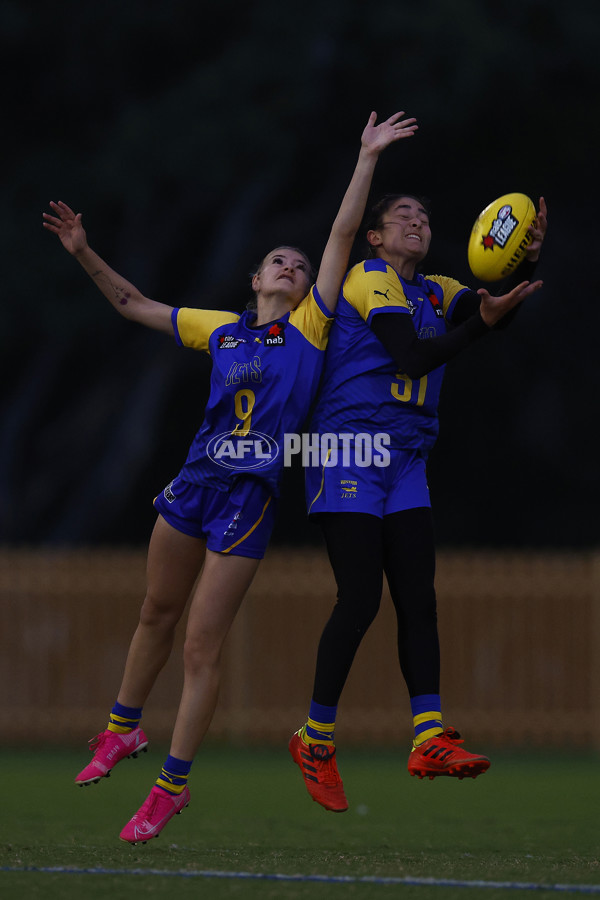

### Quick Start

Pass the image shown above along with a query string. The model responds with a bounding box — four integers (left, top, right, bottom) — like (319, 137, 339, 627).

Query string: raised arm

(315, 111, 418, 312)
(42, 201, 174, 335)
(370, 273, 544, 379)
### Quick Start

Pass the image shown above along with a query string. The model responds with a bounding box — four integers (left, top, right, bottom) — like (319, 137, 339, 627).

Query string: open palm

(42, 201, 87, 255)
(361, 110, 418, 155)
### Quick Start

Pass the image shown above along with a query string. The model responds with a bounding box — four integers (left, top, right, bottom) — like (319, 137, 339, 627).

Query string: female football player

(43, 109, 417, 843)
(290, 192, 547, 811)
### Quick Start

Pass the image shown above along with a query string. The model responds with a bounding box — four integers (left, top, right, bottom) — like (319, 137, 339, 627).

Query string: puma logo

(374, 289, 390, 300)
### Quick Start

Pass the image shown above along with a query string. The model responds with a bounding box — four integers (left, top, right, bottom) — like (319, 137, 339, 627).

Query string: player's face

(253, 248, 311, 303)
(372, 198, 431, 263)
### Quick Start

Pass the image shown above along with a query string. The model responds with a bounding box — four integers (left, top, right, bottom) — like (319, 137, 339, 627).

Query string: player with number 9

(42, 109, 417, 843)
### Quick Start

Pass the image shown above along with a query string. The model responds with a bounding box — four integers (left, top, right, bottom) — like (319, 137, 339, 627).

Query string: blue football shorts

(305, 447, 430, 518)
(153, 474, 277, 559)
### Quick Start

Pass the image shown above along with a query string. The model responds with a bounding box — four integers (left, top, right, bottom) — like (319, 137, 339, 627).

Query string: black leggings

(312, 508, 440, 705)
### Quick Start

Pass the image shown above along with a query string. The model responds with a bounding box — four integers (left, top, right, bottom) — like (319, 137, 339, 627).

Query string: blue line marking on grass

(2, 866, 600, 893)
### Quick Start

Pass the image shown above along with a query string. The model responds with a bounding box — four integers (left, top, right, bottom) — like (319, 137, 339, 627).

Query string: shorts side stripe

(221, 496, 272, 554)
(307, 449, 331, 515)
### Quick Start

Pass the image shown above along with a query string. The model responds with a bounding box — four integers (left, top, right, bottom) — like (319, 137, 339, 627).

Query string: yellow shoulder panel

(288, 286, 333, 351)
(177, 308, 241, 352)
(344, 262, 411, 321)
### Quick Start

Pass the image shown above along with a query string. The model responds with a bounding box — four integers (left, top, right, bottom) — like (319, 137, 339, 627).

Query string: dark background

(2, 0, 598, 548)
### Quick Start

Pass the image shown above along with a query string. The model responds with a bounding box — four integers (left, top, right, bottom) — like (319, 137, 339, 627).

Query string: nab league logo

(218, 334, 247, 349)
(264, 323, 285, 346)
(482, 204, 519, 251)
(207, 430, 280, 470)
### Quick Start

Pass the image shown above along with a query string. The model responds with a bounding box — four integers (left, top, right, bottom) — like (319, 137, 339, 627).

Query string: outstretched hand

(361, 110, 418, 156)
(43, 201, 88, 256)
(526, 196, 547, 262)
(478, 278, 543, 328)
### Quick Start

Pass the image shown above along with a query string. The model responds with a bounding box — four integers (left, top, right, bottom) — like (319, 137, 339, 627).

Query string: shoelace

(140, 791, 161, 820)
(88, 732, 106, 752)
(440, 728, 464, 746)
(412, 728, 465, 753)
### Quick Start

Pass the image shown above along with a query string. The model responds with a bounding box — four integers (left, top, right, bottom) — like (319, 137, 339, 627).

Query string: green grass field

(1, 744, 599, 900)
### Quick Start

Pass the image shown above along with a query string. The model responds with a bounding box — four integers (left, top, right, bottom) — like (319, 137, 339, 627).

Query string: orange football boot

(408, 727, 490, 780)
(289, 729, 348, 812)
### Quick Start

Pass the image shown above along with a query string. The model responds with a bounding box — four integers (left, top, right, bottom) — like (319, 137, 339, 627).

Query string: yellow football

(467, 192, 536, 282)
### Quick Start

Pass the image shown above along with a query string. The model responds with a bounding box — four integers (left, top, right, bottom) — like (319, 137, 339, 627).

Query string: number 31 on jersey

(391, 372, 427, 407)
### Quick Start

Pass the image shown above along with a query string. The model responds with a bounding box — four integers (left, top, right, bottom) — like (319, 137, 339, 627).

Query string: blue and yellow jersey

(172, 285, 333, 493)
(310, 258, 470, 451)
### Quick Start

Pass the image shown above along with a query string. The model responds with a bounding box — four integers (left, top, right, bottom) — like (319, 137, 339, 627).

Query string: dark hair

(247, 245, 315, 310)
(364, 193, 431, 258)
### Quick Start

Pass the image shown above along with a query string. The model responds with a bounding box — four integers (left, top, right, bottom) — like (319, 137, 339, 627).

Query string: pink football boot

(75, 727, 149, 786)
(119, 786, 191, 844)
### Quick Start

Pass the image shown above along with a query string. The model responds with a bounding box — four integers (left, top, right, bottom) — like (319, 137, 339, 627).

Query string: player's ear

(251, 272, 260, 292)
(367, 229, 383, 249)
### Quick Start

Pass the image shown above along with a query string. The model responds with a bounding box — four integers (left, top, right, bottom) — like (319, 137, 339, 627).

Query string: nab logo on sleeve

(264, 323, 286, 346)
(426, 291, 444, 318)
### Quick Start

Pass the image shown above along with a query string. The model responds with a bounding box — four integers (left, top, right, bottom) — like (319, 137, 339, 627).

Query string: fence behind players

(1, 546, 598, 747)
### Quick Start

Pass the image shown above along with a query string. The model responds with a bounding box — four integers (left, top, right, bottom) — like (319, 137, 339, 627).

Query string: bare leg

(168, 549, 261, 760)
(117, 515, 207, 708)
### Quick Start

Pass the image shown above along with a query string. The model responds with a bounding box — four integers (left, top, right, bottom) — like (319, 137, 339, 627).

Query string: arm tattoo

(91, 269, 131, 305)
